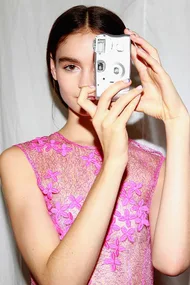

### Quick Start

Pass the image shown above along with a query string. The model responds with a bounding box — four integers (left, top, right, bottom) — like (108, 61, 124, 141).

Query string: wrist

(164, 115, 190, 133)
(164, 116, 190, 149)
(102, 158, 127, 174)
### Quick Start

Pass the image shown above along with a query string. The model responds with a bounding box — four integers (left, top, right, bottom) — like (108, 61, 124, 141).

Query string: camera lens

(113, 63, 125, 78)
(97, 60, 106, 72)
(98, 63, 103, 71)
(114, 67, 120, 74)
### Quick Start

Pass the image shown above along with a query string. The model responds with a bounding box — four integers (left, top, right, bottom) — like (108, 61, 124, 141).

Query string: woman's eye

(64, 65, 79, 71)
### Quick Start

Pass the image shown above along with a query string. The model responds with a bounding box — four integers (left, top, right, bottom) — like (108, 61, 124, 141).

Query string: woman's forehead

(56, 32, 97, 57)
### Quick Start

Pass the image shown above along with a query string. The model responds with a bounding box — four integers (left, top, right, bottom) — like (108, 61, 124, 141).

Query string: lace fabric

(16, 132, 165, 285)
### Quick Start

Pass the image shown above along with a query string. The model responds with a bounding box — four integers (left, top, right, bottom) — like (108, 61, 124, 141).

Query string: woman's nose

(78, 70, 95, 88)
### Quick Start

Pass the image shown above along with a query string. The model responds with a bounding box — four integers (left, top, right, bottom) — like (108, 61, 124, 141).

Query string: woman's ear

(50, 55, 57, 80)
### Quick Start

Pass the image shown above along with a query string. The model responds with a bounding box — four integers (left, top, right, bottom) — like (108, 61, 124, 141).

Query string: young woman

(0, 5, 189, 285)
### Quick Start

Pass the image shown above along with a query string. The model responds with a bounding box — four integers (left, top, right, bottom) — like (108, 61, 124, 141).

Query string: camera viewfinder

(97, 39, 105, 53)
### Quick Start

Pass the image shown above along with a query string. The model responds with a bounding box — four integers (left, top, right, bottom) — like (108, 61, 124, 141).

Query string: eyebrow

(58, 56, 81, 64)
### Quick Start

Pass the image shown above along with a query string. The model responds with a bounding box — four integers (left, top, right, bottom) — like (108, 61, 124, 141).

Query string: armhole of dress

(129, 138, 165, 157)
(15, 144, 41, 183)
(129, 139, 166, 208)
(148, 154, 166, 208)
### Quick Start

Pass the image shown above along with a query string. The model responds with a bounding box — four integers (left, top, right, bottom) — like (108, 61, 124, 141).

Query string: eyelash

(63, 64, 79, 72)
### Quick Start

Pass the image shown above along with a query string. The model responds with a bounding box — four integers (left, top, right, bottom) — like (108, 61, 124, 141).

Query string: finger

(103, 85, 143, 125)
(124, 28, 139, 37)
(77, 86, 97, 117)
(116, 94, 142, 126)
(136, 47, 163, 74)
(109, 101, 116, 109)
(131, 43, 148, 73)
(124, 28, 161, 64)
(130, 34, 161, 64)
(95, 80, 132, 117)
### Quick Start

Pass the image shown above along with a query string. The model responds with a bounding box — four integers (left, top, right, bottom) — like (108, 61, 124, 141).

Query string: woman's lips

(88, 96, 95, 99)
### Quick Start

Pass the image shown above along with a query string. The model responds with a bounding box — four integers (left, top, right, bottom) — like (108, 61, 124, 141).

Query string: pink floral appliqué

(50, 202, 69, 222)
(120, 227, 135, 243)
(115, 209, 136, 227)
(45, 139, 61, 152)
(132, 199, 149, 218)
(81, 152, 97, 166)
(42, 183, 60, 199)
(104, 217, 121, 249)
(30, 137, 48, 152)
(120, 189, 136, 206)
(56, 143, 73, 156)
(51, 207, 74, 239)
(103, 252, 121, 272)
(68, 195, 84, 210)
(81, 151, 102, 175)
(104, 234, 112, 249)
(109, 238, 125, 257)
(123, 181, 143, 196)
(102, 180, 150, 273)
(51, 215, 65, 240)
(110, 217, 121, 233)
(135, 212, 150, 232)
(44, 196, 53, 211)
(45, 169, 60, 182)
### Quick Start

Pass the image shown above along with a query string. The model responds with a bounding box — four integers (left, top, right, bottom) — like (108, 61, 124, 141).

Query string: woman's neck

(59, 109, 101, 147)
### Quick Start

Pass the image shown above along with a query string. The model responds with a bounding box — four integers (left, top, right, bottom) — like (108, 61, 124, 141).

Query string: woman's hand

(124, 28, 189, 123)
(77, 81, 143, 164)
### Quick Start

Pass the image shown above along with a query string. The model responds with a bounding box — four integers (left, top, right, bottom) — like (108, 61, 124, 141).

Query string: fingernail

(130, 33, 138, 37)
(138, 47, 146, 53)
(89, 85, 95, 88)
(122, 78, 131, 83)
(136, 85, 143, 90)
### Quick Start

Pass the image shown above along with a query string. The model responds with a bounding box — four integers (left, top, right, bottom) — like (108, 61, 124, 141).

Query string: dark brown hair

(46, 5, 126, 107)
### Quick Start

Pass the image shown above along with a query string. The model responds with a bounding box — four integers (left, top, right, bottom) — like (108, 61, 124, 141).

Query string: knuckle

(110, 81, 126, 94)
(101, 120, 110, 129)
(111, 80, 124, 90)
(163, 72, 171, 81)
(101, 80, 131, 100)
(92, 117, 99, 127)
(117, 80, 126, 88)
(134, 87, 142, 94)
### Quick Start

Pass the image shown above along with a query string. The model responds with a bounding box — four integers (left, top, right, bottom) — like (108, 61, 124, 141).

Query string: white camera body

(93, 34, 131, 101)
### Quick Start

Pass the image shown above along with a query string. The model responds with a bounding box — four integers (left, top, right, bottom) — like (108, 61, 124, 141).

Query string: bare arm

(123, 28, 190, 276)
(47, 158, 126, 285)
(151, 117, 190, 275)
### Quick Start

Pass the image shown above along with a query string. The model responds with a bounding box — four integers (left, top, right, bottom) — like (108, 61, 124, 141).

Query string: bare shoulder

(0, 145, 35, 197)
(1, 144, 29, 171)
(0, 145, 31, 169)
(0, 145, 60, 284)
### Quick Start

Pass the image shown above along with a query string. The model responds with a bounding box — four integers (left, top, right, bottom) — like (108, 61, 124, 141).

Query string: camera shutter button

(116, 42, 124, 52)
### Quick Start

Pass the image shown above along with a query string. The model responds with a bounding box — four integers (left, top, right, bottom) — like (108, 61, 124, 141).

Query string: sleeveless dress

(16, 132, 165, 285)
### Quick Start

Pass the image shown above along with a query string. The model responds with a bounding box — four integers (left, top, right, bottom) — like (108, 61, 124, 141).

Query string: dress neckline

(55, 131, 102, 150)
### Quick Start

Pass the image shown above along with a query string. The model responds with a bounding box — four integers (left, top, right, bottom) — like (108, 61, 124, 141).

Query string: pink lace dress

(16, 132, 165, 285)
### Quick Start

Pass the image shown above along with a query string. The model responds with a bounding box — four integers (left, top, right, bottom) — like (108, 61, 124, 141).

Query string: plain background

(0, 0, 189, 284)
